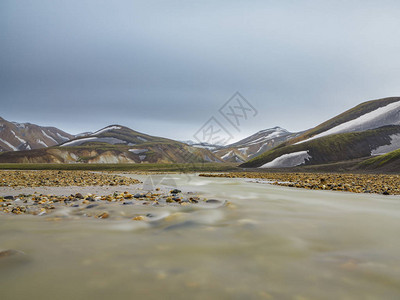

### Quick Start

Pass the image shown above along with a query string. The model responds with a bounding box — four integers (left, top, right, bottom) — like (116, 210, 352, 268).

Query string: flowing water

(1, 174, 400, 300)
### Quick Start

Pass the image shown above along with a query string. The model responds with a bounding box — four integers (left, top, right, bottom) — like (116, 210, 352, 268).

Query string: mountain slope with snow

(286, 97, 400, 146)
(214, 127, 302, 162)
(359, 148, 400, 173)
(0, 117, 74, 152)
(0, 124, 222, 164)
(242, 126, 400, 168)
(242, 97, 400, 168)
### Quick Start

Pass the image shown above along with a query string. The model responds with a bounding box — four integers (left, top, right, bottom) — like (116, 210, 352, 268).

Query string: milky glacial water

(1, 174, 400, 300)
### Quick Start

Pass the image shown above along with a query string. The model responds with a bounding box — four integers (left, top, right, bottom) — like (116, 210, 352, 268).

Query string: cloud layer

(1, 0, 399, 141)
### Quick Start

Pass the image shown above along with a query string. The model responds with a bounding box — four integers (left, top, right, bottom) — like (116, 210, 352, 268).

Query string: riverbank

(0, 171, 226, 220)
(200, 172, 400, 195)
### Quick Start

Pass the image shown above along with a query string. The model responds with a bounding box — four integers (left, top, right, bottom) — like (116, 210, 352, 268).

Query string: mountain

(359, 148, 400, 173)
(281, 96, 400, 146)
(0, 117, 74, 152)
(242, 97, 400, 168)
(214, 127, 302, 163)
(0, 125, 222, 164)
(181, 140, 221, 151)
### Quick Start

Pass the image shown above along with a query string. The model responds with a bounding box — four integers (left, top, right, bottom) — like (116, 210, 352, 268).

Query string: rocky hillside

(0, 125, 222, 164)
(0, 117, 74, 152)
(214, 127, 301, 163)
(242, 97, 400, 168)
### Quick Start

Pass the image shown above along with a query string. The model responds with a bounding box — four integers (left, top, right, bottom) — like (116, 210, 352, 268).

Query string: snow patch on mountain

(56, 132, 70, 141)
(11, 122, 26, 129)
(244, 130, 287, 146)
(371, 134, 400, 155)
(298, 100, 400, 144)
(259, 151, 311, 168)
(41, 130, 57, 143)
(75, 132, 92, 138)
(0, 137, 18, 151)
(129, 149, 149, 154)
(61, 137, 126, 147)
(93, 126, 122, 135)
(61, 137, 98, 147)
(221, 151, 233, 160)
(36, 139, 48, 147)
(193, 144, 219, 150)
(238, 147, 248, 155)
(11, 130, 27, 144)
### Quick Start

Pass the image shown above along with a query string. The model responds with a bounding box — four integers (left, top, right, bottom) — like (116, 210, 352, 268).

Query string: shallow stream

(1, 174, 400, 299)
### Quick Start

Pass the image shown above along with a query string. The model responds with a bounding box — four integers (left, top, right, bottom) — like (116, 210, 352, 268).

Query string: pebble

(200, 172, 400, 195)
(0, 190, 218, 220)
(0, 171, 224, 221)
(0, 170, 140, 187)
(97, 212, 109, 219)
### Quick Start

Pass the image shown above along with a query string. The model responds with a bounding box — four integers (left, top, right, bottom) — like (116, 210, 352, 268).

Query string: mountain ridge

(0, 117, 74, 152)
(214, 126, 303, 162)
(242, 97, 400, 168)
(0, 123, 222, 164)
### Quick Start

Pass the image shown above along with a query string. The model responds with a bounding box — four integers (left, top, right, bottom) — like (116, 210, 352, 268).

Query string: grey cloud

(1, 0, 400, 141)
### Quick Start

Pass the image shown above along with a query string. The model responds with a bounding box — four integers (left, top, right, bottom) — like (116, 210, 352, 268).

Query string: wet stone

(0, 249, 23, 258)
(206, 199, 222, 204)
(97, 212, 109, 219)
(86, 204, 99, 209)
(0, 171, 223, 220)
(0, 249, 29, 265)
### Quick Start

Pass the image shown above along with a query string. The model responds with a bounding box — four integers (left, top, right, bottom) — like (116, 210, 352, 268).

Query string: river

(1, 173, 400, 300)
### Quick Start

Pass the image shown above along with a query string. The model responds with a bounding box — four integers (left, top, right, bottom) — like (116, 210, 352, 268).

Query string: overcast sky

(1, 0, 400, 142)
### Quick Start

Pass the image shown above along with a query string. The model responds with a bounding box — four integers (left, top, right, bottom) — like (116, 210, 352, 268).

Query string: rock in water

(0, 249, 29, 265)
(86, 204, 99, 209)
(0, 249, 21, 258)
(205, 199, 222, 204)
